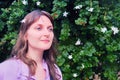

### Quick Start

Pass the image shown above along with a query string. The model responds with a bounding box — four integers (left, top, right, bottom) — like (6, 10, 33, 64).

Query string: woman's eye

(36, 27, 41, 30)
(49, 28, 53, 32)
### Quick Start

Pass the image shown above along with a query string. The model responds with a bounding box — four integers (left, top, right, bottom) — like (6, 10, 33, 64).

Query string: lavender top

(0, 58, 62, 80)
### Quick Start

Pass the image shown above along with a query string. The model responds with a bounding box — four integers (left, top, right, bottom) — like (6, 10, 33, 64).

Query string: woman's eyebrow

(37, 23, 43, 26)
(37, 23, 53, 27)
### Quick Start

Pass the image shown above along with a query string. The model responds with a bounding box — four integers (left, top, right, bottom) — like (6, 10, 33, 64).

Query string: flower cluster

(101, 26, 119, 35)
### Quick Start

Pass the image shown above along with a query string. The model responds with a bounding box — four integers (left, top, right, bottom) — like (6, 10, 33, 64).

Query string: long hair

(11, 10, 60, 80)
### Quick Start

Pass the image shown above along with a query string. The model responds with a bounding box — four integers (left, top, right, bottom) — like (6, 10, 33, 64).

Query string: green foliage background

(0, 0, 120, 80)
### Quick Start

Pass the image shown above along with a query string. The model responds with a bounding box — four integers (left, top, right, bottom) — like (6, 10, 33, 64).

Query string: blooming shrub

(0, 0, 120, 80)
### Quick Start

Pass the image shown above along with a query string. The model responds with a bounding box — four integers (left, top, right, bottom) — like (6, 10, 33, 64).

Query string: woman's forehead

(36, 15, 52, 25)
(29, 15, 53, 28)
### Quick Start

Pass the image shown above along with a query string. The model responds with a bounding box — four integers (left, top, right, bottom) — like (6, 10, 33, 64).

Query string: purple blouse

(0, 58, 62, 80)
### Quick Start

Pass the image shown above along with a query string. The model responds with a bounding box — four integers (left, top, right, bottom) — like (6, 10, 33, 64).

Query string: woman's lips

(40, 40, 50, 43)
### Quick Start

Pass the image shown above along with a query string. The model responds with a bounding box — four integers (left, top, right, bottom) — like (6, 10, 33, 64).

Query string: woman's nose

(43, 29, 50, 37)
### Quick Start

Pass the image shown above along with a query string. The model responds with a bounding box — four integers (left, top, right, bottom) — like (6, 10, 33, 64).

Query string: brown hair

(11, 10, 60, 80)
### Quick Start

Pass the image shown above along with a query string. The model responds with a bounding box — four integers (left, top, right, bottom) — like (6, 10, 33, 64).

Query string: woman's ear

(24, 33, 28, 41)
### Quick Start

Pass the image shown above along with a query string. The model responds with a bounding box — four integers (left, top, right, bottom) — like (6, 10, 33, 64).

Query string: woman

(0, 10, 62, 80)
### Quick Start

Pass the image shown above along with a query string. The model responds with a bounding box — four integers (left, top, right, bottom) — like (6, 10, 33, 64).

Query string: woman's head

(24, 12, 54, 53)
(12, 10, 56, 56)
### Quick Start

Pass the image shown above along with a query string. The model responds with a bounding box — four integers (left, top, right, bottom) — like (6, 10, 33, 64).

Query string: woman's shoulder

(0, 58, 28, 71)
(0, 58, 24, 75)
(0, 58, 19, 69)
(0, 58, 29, 80)
(0, 58, 21, 80)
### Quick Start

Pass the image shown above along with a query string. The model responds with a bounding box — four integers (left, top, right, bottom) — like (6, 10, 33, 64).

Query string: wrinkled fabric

(0, 58, 62, 80)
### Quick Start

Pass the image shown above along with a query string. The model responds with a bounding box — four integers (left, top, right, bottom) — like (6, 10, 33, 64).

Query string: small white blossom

(20, 19, 26, 23)
(88, 7, 94, 12)
(101, 27, 107, 33)
(81, 64, 85, 69)
(89, 75, 93, 79)
(22, 0, 28, 5)
(63, 11, 68, 17)
(68, 55, 72, 59)
(36, 1, 41, 6)
(12, 1, 16, 5)
(75, 39, 81, 45)
(73, 73, 78, 77)
(74, 5, 82, 9)
(111, 26, 119, 35)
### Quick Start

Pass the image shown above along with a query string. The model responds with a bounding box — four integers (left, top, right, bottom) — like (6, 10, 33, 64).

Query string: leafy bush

(0, 0, 120, 80)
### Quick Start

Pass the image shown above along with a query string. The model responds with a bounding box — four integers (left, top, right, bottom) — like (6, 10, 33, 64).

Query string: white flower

(88, 7, 94, 12)
(75, 39, 81, 45)
(111, 26, 119, 35)
(12, 1, 16, 5)
(74, 5, 82, 9)
(101, 27, 107, 33)
(89, 75, 93, 79)
(73, 73, 78, 77)
(36, 1, 41, 6)
(63, 11, 68, 17)
(81, 64, 85, 69)
(20, 19, 26, 23)
(68, 55, 72, 59)
(22, 0, 28, 5)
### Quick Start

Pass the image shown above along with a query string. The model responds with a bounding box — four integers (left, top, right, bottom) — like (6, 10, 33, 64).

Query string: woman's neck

(26, 48, 44, 64)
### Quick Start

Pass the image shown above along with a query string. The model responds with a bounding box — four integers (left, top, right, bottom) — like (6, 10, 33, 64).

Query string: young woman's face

(26, 15, 54, 51)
